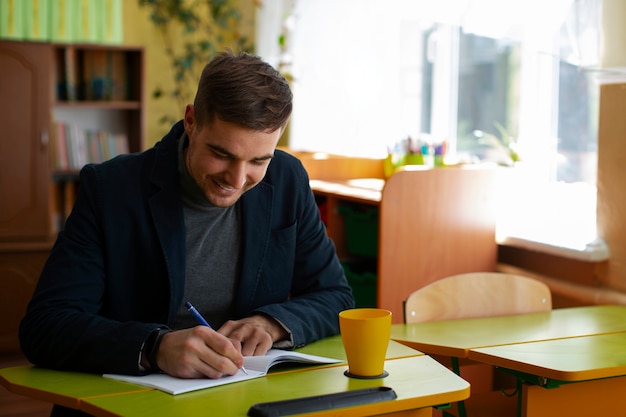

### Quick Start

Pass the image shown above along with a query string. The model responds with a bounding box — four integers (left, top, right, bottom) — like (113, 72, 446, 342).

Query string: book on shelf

(64, 47, 78, 101)
(81, 49, 128, 101)
(103, 349, 341, 395)
(52, 121, 129, 170)
(53, 121, 69, 170)
(49, 180, 61, 234)
(49, 180, 78, 233)
(62, 123, 77, 168)
(109, 51, 129, 100)
(82, 49, 109, 100)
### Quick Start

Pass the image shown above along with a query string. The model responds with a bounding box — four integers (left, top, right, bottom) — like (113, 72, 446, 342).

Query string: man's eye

(214, 152, 230, 160)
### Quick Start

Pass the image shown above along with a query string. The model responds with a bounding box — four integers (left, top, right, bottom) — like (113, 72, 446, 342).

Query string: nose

(224, 161, 247, 189)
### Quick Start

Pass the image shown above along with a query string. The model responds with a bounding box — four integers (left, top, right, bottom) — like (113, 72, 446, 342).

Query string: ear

(183, 105, 196, 135)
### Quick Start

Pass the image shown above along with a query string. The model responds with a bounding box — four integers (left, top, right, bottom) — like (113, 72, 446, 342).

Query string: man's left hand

(218, 315, 289, 356)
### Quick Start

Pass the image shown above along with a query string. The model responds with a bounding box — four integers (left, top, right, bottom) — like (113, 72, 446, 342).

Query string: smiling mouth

(213, 178, 239, 194)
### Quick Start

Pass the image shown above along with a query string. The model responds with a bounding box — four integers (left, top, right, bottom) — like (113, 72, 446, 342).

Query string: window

(260, 0, 602, 257)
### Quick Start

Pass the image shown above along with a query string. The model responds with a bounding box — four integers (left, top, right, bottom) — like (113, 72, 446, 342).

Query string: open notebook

(103, 349, 341, 395)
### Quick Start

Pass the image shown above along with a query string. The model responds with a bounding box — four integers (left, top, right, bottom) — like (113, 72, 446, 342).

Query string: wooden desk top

(309, 178, 383, 204)
(469, 332, 626, 382)
(80, 355, 470, 417)
(390, 305, 626, 358)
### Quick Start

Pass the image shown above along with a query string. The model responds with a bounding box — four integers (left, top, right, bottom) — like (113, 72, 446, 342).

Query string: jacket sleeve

(19, 162, 171, 375)
(245, 154, 355, 348)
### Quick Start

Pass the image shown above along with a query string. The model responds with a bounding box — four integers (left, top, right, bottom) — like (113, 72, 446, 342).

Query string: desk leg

(522, 376, 626, 417)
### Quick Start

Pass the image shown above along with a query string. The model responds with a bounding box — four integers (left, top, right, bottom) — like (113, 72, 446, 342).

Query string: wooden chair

(403, 272, 552, 417)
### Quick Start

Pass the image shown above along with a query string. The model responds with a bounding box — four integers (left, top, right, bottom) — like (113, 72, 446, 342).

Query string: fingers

(218, 316, 281, 356)
(236, 325, 273, 356)
(156, 327, 245, 379)
(154, 315, 288, 380)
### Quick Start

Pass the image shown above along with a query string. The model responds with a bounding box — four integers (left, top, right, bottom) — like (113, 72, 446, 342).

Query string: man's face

(183, 105, 282, 207)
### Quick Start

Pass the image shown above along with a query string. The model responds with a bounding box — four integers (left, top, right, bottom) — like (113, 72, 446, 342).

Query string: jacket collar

(149, 121, 187, 320)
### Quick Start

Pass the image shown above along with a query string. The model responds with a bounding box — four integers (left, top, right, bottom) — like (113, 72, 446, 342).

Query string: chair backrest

(403, 272, 552, 323)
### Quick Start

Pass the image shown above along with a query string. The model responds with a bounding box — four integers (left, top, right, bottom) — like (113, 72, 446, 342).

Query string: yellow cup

(339, 308, 392, 378)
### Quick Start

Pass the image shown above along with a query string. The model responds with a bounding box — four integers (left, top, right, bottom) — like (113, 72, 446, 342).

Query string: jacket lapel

(237, 180, 273, 315)
(148, 123, 187, 322)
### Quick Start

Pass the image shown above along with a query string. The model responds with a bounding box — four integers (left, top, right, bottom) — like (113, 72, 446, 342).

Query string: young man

(19, 51, 354, 414)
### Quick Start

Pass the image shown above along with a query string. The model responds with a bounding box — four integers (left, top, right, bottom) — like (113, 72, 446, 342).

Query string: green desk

(296, 334, 419, 361)
(390, 305, 626, 417)
(467, 332, 626, 416)
(1, 339, 470, 416)
(0, 365, 151, 410)
(390, 305, 626, 358)
(81, 355, 469, 417)
(469, 332, 626, 382)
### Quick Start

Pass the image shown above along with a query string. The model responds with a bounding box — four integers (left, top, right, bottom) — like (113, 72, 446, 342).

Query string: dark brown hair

(193, 50, 293, 132)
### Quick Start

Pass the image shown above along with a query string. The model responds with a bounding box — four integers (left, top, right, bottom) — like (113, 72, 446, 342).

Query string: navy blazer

(19, 121, 354, 375)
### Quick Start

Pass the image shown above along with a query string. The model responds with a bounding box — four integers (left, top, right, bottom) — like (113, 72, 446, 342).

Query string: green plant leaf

(138, 0, 255, 125)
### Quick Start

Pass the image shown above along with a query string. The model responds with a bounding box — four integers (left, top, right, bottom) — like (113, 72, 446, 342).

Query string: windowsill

(496, 234, 609, 262)
(495, 174, 607, 262)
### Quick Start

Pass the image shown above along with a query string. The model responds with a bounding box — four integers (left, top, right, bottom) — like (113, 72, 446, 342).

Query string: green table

(82, 355, 469, 417)
(1, 338, 469, 416)
(469, 332, 626, 382)
(390, 305, 626, 358)
(467, 332, 626, 416)
(390, 305, 626, 417)
(296, 334, 419, 361)
(0, 365, 151, 410)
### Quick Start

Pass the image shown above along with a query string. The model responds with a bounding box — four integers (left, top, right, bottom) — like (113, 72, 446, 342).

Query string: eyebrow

(209, 144, 274, 162)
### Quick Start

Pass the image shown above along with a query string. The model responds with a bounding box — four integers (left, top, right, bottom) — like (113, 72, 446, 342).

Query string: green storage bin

(339, 204, 378, 258)
(342, 262, 377, 308)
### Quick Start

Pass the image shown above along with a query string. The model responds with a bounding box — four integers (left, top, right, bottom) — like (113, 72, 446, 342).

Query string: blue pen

(185, 301, 210, 326)
(185, 301, 248, 375)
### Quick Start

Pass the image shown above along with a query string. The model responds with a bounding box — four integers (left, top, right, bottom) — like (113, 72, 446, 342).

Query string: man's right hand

(155, 326, 245, 379)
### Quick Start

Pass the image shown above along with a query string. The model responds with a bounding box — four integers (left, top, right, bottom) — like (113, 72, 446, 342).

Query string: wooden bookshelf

(51, 43, 144, 173)
(48, 43, 145, 230)
(0, 40, 145, 352)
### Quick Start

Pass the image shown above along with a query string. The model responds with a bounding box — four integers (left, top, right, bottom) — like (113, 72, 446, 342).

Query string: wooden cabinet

(296, 153, 498, 324)
(0, 40, 145, 240)
(0, 247, 50, 352)
(0, 40, 145, 352)
(0, 41, 52, 241)
(377, 167, 498, 323)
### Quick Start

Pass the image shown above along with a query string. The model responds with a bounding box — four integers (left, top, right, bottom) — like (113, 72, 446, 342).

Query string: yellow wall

(121, 1, 256, 148)
(121, 2, 170, 146)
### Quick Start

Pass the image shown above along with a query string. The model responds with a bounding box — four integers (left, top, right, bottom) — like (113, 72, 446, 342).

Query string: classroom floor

(0, 352, 51, 417)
